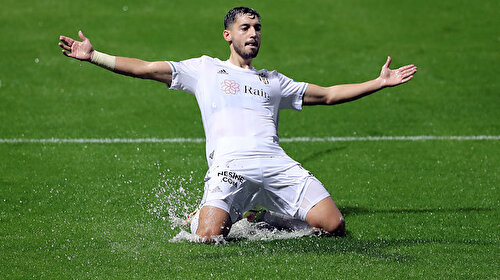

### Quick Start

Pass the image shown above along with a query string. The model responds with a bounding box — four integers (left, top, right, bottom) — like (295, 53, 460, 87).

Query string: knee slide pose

(59, 7, 417, 242)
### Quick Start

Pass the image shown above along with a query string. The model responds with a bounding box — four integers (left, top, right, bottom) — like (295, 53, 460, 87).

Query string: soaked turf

(1, 141, 498, 278)
(1, 0, 499, 278)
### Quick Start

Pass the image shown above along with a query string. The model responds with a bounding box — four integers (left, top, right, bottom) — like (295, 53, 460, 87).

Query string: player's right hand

(58, 30, 94, 61)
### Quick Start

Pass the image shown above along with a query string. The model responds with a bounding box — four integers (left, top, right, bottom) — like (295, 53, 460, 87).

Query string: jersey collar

(223, 59, 258, 73)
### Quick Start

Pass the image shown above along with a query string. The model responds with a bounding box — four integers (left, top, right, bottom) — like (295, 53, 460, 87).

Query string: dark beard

(234, 43, 259, 59)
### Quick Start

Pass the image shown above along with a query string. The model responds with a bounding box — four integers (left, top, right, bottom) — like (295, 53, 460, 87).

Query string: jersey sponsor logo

(217, 69, 228, 75)
(220, 79, 240, 95)
(244, 85, 270, 100)
(217, 171, 244, 187)
(258, 73, 269, 85)
(220, 79, 269, 100)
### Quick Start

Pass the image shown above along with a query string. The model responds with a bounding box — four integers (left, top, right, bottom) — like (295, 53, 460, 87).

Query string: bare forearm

(304, 78, 384, 105)
(91, 52, 172, 83)
(113, 56, 152, 78)
(303, 57, 417, 106)
(325, 77, 384, 105)
(59, 31, 172, 84)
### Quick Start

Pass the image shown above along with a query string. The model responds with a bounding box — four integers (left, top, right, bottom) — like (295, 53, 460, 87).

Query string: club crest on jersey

(258, 73, 269, 85)
(220, 79, 240, 95)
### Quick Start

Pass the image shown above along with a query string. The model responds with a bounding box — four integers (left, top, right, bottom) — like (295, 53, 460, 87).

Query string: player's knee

(322, 217, 345, 236)
(197, 227, 221, 238)
(196, 224, 230, 242)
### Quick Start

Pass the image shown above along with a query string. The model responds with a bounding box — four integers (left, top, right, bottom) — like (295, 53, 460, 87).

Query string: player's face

(229, 14, 261, 59)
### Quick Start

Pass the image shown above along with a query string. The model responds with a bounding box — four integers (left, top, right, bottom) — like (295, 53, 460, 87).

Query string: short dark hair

(224, 7, 260, 29)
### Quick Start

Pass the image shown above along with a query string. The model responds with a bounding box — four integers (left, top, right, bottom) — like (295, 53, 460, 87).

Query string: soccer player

(59, 7, 417, 242)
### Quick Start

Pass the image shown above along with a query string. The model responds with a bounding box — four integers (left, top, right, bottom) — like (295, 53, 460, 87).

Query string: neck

(227, 52, 253, 69)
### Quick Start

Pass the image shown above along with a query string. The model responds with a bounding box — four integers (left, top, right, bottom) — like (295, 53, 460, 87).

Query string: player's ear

(223, 30, 231, 43)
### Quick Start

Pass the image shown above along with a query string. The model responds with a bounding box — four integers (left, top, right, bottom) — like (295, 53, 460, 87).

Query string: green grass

(1, 0, 499, 279)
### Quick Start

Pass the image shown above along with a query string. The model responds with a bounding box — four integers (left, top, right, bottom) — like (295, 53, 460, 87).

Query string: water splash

(228, 220, 316, 242)
(142, 166, 202, 230)
(143, 165, 316, 243)
(168, 219, 316, 244)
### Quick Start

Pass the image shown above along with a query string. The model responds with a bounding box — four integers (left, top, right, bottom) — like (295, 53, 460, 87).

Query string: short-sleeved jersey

(167, 56, 308, 167)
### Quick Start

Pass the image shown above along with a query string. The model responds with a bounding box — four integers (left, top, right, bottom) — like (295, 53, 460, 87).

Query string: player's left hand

(378, 56, 417, 87)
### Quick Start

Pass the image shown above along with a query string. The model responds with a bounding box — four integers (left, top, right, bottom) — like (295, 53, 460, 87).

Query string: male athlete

(59, 7, 417, 242)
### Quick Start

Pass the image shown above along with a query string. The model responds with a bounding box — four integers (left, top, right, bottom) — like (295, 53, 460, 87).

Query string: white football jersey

(167, 56, 308, 166)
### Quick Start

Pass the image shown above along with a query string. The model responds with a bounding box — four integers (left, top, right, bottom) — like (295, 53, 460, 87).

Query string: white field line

(0, 135, 499, 144)
(280, 135, 500, 142)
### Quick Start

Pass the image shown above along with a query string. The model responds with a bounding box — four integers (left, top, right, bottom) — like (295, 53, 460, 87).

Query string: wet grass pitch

(1, 0, 499, 278)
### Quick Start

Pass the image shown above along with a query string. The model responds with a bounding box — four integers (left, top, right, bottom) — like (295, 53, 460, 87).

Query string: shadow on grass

(297, 145, 347, 164)
(198, 231, 495, 263)
(340, 205, 495, 216)
(193, 206, 496, 262)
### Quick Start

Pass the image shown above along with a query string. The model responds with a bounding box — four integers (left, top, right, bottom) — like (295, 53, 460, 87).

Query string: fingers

(395, 66, 417, 84)
(393, 63, 417, 81)
(398, 64, 417, 72)
(58, 42, 71, 51)
(400, 66, 417, 78)
(383, 56, 392, 68)
(59, 35, 75, 57)
(78, 30, 87, 41)
(59, 36, 73, 57)
(401, 75, 414, 83)
(385, 57, 418, 76)
(380, 57, 417, 86)
(59, 35, 74, 47)
(61, 49, 76, 58)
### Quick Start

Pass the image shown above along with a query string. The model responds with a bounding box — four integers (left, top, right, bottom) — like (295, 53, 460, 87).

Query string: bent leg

(195, 205, 232, 242)
(305, 197, 345, 236)
(258, 210, 311, 231)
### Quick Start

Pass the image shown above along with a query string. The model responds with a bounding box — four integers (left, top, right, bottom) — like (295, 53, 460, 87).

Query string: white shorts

(199, 155, 331, 223)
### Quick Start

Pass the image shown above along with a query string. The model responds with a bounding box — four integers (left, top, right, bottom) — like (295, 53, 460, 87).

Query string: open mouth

(245, 41, 258, 48)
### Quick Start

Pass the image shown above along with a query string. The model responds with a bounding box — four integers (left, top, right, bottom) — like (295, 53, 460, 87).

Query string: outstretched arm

(58, 31, 172, 84)
(303, 56, 417, 105)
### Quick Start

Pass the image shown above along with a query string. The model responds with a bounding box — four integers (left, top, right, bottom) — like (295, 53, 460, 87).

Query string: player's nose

(249, 27, 257, 37)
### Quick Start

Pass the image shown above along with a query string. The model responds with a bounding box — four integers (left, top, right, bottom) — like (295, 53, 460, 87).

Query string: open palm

(58, 30, 94, 61)
(379, 56, 417, 87)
